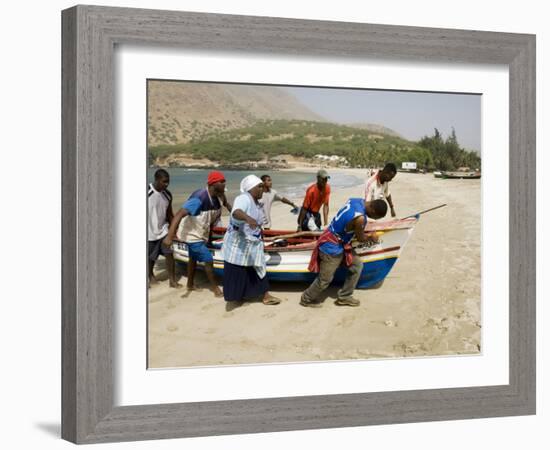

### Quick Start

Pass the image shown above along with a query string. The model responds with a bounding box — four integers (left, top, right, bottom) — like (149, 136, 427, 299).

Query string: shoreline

(157, 166, 368, 208)
(149, 171, 481, 368)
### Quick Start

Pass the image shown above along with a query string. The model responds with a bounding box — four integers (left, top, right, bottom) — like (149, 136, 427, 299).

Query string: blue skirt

(223, 261, 269, 302)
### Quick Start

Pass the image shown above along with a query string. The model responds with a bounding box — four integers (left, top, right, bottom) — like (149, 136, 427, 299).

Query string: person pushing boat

(300, 198, 388, 307)
(163, 170, 231, 297)
(297, 169, 331, 231)
(222, 175, 281, 306)
(148, 169, 179, 288)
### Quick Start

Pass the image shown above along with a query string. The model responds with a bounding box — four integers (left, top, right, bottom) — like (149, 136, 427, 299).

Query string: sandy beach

(148, 169, 481, 368)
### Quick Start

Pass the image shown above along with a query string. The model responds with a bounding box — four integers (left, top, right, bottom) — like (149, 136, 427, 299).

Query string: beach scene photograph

(146, 80, 482, 369)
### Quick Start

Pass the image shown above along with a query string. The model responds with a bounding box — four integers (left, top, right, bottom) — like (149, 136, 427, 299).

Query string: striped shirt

(147, 183, 172, 241)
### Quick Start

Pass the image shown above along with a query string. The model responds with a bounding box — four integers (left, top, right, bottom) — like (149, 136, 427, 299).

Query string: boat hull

(172, 219, 416, 289)
(441, 171, 481, 179)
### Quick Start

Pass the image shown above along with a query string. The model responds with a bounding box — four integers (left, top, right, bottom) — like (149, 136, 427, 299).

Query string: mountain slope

(147, 81, 326, 146)
(346, 122, 402, 138)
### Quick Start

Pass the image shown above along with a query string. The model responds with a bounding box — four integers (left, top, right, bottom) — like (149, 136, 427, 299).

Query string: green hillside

(148, 120, 480, 170)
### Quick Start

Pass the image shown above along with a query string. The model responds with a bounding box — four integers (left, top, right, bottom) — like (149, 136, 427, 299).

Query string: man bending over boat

(222, 175, 281, 306)
(163, 171, 231, 297)
(364, 163, 397, 218)
(300, 198, 388, 307)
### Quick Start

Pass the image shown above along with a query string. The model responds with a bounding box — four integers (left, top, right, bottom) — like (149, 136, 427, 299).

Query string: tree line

(148, 120, 480, 171)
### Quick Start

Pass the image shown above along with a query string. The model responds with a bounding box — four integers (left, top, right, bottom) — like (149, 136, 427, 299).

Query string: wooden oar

(401, 203, 447, 220)
(263, 230, 323, 241)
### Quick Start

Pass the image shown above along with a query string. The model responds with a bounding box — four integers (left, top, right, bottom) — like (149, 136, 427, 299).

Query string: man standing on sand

(300, 198, 388, 308)
(297, 169, 331, 231)
(148, 169, 180, 288)
(259, 174, 299, 230)
(163, 171, 231, 297)
(364, 162, 397, 218)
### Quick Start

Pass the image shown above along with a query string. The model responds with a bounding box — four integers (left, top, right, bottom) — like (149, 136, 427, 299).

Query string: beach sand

(148, 170, 481, 368)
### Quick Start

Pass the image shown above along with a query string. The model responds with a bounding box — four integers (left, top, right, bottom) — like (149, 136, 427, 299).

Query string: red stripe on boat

(358, 245, 401, 256)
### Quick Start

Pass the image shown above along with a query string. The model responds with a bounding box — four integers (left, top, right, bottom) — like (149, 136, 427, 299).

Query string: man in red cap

(163, 171, 231, 296)
(207, 170, 225, 186)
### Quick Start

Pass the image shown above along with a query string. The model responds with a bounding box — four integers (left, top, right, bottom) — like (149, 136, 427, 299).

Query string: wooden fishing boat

(441, 170, 481, 179)
(172, 217, 418, 289)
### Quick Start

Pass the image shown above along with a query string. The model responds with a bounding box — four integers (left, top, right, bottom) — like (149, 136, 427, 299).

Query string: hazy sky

(283, 86, 481, 153)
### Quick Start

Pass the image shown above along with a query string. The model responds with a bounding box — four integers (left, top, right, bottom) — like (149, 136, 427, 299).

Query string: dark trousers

(300, 209, 321, 231)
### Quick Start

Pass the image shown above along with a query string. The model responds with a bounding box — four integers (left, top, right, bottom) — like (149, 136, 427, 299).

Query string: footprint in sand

(262, 311, 276, 319)
(166, 324, 179, 332)
(338, 315, 355, 328)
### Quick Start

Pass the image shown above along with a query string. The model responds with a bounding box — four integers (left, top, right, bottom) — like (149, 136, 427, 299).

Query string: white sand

(148, 170, 481, 368)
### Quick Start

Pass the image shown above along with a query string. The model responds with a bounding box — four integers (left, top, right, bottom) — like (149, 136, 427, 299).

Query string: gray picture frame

(61, 5, 536, 444)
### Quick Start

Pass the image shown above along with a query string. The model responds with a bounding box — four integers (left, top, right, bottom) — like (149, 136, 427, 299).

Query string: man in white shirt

(148, 169, 179, 288)
(364, 163, 397, 218)
(258, 175, 298, 229)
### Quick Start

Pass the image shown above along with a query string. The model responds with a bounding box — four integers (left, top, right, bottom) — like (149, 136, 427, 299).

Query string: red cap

(207, 170, 225, 186)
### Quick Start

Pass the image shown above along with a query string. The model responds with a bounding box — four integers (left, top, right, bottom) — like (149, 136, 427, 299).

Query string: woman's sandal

(262, 294, 282, 305)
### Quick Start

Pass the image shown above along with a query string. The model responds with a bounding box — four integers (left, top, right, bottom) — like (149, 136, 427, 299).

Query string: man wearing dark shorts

(147, 169, 180, 288)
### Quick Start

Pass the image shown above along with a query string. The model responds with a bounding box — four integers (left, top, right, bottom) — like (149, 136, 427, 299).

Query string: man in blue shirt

(300, 198, 388, 307)
(163, 171, 231, 297)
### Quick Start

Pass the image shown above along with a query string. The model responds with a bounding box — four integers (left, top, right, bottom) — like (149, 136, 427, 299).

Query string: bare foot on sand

(213, 287, 223, 298)
(186, 284, 203, 292)
(170, 281, 183, 289)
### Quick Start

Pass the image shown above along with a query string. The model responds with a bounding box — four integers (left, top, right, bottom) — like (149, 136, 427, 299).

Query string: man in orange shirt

(297, 169, 331, 231)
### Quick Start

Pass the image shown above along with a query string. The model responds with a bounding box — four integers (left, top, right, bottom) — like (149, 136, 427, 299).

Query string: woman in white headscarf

(222, 175, 281, 306)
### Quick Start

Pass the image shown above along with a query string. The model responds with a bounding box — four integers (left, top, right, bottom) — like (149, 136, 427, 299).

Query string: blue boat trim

(176, 257, 398, 289)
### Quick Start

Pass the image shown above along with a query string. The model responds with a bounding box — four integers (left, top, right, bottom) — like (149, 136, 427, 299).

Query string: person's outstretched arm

(322, 203, 329, 227)
(163, 208, 190, 246)
(279, 194, 297, 209)
(232, 209, 258, 229)
(387, 194, 396, 217)
(353, 216, 378, 244)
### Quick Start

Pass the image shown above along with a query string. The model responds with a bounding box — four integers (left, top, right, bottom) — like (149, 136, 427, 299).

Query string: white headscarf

(239, 174, 263, 193)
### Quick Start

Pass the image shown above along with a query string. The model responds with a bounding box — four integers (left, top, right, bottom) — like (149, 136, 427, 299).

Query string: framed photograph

(62, 5, 535, 444)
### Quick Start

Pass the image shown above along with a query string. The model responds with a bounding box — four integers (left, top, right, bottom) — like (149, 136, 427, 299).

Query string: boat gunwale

(172, 218, 417, 253)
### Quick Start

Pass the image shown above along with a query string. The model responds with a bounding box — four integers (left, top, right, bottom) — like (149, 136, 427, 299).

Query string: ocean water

(147, 168, 364, 206)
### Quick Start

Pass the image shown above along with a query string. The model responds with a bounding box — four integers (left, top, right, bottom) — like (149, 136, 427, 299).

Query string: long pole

(401, 203, 447, 220)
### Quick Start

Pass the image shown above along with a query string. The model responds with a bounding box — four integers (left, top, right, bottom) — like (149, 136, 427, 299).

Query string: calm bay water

(147, 168, 363, 207)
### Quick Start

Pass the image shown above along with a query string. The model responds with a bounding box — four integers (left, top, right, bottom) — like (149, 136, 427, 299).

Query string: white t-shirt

(147, 183, 172, 241)
(364, 171, 391, 202)
(258, 189, 282, 228)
